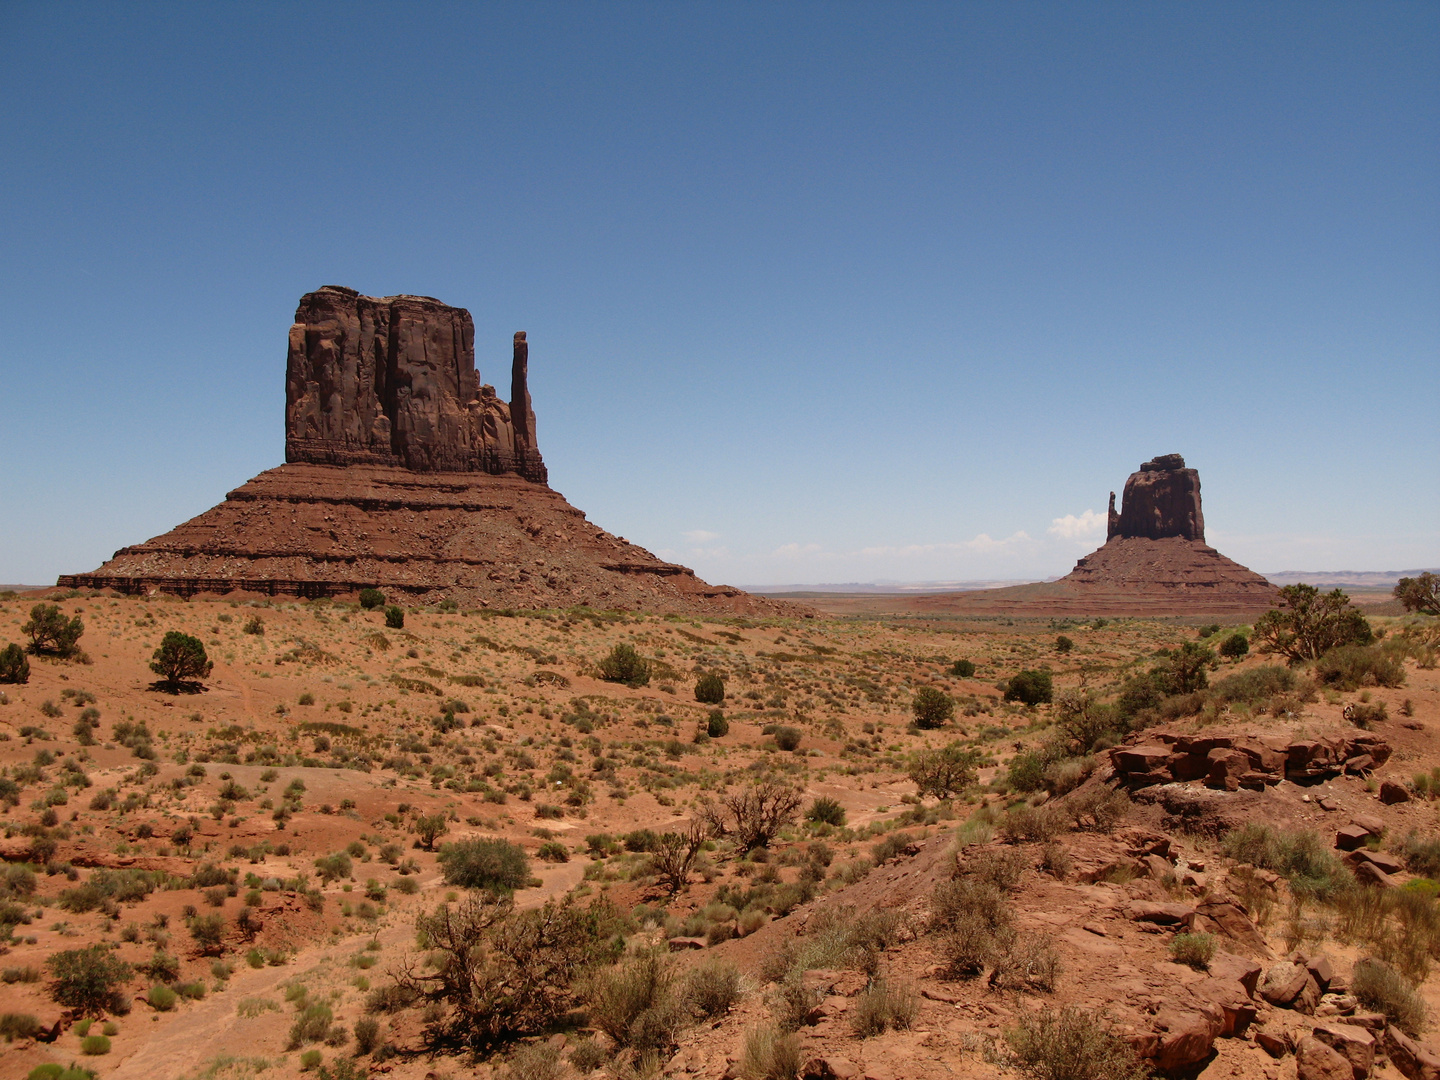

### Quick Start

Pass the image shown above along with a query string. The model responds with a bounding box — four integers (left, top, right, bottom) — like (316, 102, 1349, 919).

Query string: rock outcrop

(284, 287, 545, 481)
(59, 288, 806, 616)
(1107, 453, 1204, 542)
(1110, 728, 1391, 790)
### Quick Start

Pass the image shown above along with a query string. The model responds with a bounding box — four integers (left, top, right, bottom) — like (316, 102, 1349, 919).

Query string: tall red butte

(59, 287, 803, 616)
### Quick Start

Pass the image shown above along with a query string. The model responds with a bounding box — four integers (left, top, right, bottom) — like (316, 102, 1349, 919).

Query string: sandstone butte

(59, 286, 803, 617)
(899, 454, 1280, 617)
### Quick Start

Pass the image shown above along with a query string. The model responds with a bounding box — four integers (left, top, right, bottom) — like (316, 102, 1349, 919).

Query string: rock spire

(1106, 453, 1204, 542)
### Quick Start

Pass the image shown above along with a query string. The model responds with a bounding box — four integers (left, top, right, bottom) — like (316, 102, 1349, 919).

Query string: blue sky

(1, 2, 1435, 587)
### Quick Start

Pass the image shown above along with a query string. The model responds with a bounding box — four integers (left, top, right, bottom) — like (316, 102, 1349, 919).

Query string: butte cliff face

(60, 289, 802, 616)
(284, 287, 545, 481)
(1106, 453, 1203, 542)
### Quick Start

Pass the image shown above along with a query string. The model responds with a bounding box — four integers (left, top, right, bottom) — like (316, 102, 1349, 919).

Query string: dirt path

(105, 859, 587, 1080)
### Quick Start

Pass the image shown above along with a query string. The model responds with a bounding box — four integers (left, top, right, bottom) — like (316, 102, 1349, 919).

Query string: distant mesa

(59, 287, 802, 616)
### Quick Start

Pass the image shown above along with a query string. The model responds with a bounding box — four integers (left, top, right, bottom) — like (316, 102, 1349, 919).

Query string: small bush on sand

(805, 796, 846, 827)
(598, 644, 649, 687)
(740, 1024, 800, 1080)
(0, 644, 29, 684)
(437, 838, 530, 894)
(358, 589, 385, 610)
(1004, 670, 1053, 706)
(383, 606, 404, 630)
(912, 686, 955, 729)
(503, 1040, 566, 1080)
(1006, 1005, 1150, 1080)
(1169, 932, 1216, 970)
(694, 673, 725, 704)
(584, 949, 686, 1053)
(684, 958, 743, 1019)
(850, 980, 918, 1037)
(1352, 958, 1427, 1036)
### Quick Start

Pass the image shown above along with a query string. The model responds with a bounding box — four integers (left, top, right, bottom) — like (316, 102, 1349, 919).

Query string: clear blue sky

(2, 2, 1435, 588)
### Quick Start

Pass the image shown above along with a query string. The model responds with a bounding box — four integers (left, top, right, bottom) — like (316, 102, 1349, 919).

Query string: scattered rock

(1311, 1022, 1375, 1079)
(803, 1058, 860, 1080)
(1188, 899, 1271, 956)
(1148, 1006, 1223, 1071)
(1257, 1031, 1290, 1058)
(1350, 814, 1385, 836)
(1335, 825, 1371, 851)
(1260, 963, 1311, 1008)
(1379, 781, 1411, 805)
(1385, 1025, 1440, 1080)
(1298, 1035, 1358, 1080)
(1343, 849, 1405, 875)
(1351, 861, 1397, 889)
(1209, 952, 1263, 996)
(667, 937, 706, 951)
(1127, 901, 1193, 924)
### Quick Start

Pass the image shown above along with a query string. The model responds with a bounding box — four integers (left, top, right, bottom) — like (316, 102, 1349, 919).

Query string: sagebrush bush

(1221, 824, 1348, 901)
(1006, 1005, 1150, 1080)
(1397, 831, 1440, 877)
(1001, 803, 1064, 843)
(0, 1012, 39, 1041)
(685, 958, 743, 1019)
(805, 796, 846, 827)
(1352, 958, 1427, 1036)
(991, 934, 1062, 992)
(1169, 932, 1216, 970)
(912, 686, 955, 729)
(1315, 643, 1406, 690)
(352, 1016, 380, 1054)
(584, 949, 686, 1052)
(437, 837, 530, 893)
(773, 726, 801, 751)
(1211, 665, 1294, 704)
(740, 1024, 800, 1080)
(850, 980, 918, 1037)
(504, 1040, 566, 1080)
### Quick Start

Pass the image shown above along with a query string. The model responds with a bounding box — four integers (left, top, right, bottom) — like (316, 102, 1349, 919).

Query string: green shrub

(850, 979, 917, 1037)
(950, 659, 976, 678)
(1005, 670, 1053, 706)
(1254, 584, 1373, 663)
(383, 606, 404, 630)
(0, 644, 29, 684)
(1006, 1005, 1149, 1080)
(150, 631, 212, 688)
(148, 984, 178, 1011)
(314, 852, 352, 883)
(1315, 645, 1406, 690)
(684, 959, 743, 1019)
(773, 726, 802, 752)
(740, 1024, 800, 1080)
(912, 686, 955, 729)
(80, 1034, 111, 1055)
(22, 604, 84, 657)
(358, 589, 385, 610)
(438, 837, 531, 893)
(47, 946, 133, 1015)
(537, 841, 570, 863)
(1219, 633, 1249, 659)
(1347, 701, 1388, 728)
(289, 1002, 335, 1048)
(569, 1038, 609, 1072)
(598, 644, 650, 687)
(805, 797, 846, 827)
(300, 1049, 322, 1071)
(503, 1041, 565, 1080)
(353, 1015, 381, 1054)
(1352, 958, 1427, 1036)
(908, 743, 979, 800)
(1169, 932, 1216, 970)
(584, 949, 685, 1052)
(1055, 636, 1074, 654)
(1220, 825, 1348, 901)
(694, 673, 725, 704)
(706, 710, 729, 738)
(0, 1012, 40, 1040)
(1396, 831, 1440, 878)
(1211, 665, 1295, 704)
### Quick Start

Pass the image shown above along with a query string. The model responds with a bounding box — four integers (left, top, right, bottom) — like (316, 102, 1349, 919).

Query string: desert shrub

(503, 1040, 565, 1080)
(140, 951, 180, 984)
(871, 831, 916, 864)
(1346, 701, 1388, 728)
(300, 1049, 322, 1071)
(2, 966, 41, 984)
(148, 984, 178, 1011)
(1005, 670, 1053, 706)
(773, 726, 801, 751)
(189, 913, 227, 955)
(911, 686, 955, 729)
(314, 852, 352, 883)
(0, 644, 29, 684)
(414, 813, 448, 851)
(951, 658, 976, 677)
(740, 1024, 800, 1080)
(1211, 665, 1295, 704)
(805, 796, 846, 827)
(1352, 958, 1427, 1036)
(438, 837, 530, 893)
(931, 872, 1014, 977)
(1254, 585, 1373, 663)
(1064, 786, 1130, 832)
(402, 892, 619, 1050)
(1055, 635, 1074, 654)
(585, 948, 686, 1052)
(1169, 932, 1216, 970)
(149, 632, 212, 688)
(47, 946, 133, 1015)
(699, 779, 802, 851)
(1001, 802, 1064, 843)
(537, 841, 569, 863)
(1396, 832, 1440, 878)
(908, 742, 979, 800)
(991, 935, 1062, 992)
(0, 1012, 40, 1040)
(288, 1002, 335, 1048)
(1006, 1005, 1150, 1080)
(648, 823, 709, 894)
(598, 644, 650, 687)
(1315, 644, 1406, 690)
(1394, 572, 1440, 615)
(358, 589, 385, 610)
(850, 980, 917, 1037)
(684, 958, 743, 1019)
(570, 1038, 609, 1072)
(81, 1034, 111, 1054)
(694, 673, 725, 704)
(352, 1015, 381, 1054)
(1221, 824, 1348, 901)
(706, 710, 729, 738)
(22, 604, 84, 657)
(383, 606, 404, 629)
(1219, 633, 1249, 659)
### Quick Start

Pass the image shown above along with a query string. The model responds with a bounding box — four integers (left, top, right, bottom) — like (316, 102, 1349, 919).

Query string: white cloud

(682, 529, 720, 544)
(1047, 509, 1106, 541)
(772, 542, 824, 558)
(858, 531, 1036, 558)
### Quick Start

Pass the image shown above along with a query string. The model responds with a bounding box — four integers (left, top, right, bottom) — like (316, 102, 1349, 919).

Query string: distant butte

(59, 288, 806, 617)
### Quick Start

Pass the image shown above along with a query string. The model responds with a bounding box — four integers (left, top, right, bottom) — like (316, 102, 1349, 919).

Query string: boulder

(1304, 955, 1335, 991)
(1188, 899, 1270, 956)
(802, 1059, 860, 1080)
(1209, 952, 1262, 996)
(1260, 962, 1311, 1007)
(1311, 1022, 1375, 1079)
(1335, 825, 1371, 851)
(1298, 1035, 1360, 1080)
(1385, 1026, 1440, 1080)
(1350, 814, 1385, 837)
(1206, 748, 1251, 792)
(1191, 977, 1258, 1037)
(1114, 745, 1174, 775)
(1351, 861, 1397, 889)
(1149, 1006, 1222, 1071)
(1380, 781, 1411, 805)
(1257, 1031, 1290, 1058)
(1127, 901, 1193, 924)
(1343, 849, 1405, 875)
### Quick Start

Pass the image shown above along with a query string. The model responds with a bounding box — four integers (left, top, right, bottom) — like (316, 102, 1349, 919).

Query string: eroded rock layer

(58, 464, 802, 615)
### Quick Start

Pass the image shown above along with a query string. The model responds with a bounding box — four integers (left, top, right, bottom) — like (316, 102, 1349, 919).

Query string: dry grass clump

(504, 1040, 567, 1080)
(1221, 824, 1348, 901)
(740, 1024, 800, 1080)
(850, 979, 918, 1037)
(684, 958, 744, 1019)
(1168, 932, 1216, 970)
(1001, 803, 1065, 843)
(584, 949, 687, 1053)
(1006, 1005, 1150, 1080)
(990, 935, 1062, 992)
(1352, 958, 1427, 1036)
